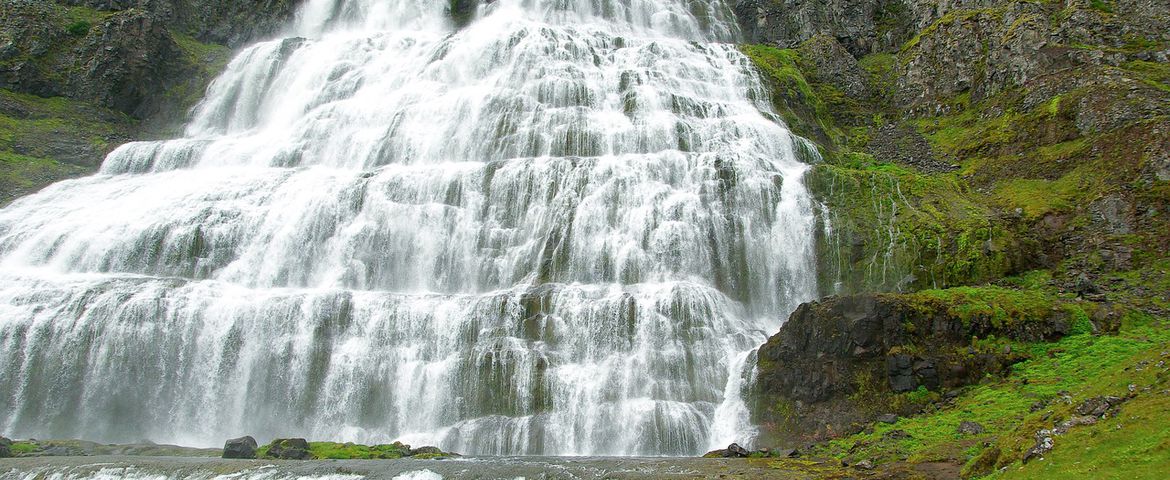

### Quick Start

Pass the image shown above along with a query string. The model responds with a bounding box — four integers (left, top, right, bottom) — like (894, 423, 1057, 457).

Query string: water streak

(0, 0, 818, 454)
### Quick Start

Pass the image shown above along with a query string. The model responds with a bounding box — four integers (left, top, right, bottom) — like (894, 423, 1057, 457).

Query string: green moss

(1089, 0, 1113, 13)
(9, 441, 40, 455)
(0, 151, 87, 201)
(1123, 60, 1170, 92)
(739, 44, 845, 151)
(307, 441, 412, 459)
(901, 8, 1007, 57)
(255, 440, 444, 460)
(813, 312, 1170, 475)
(808, 162, 1019, 294)
(65, 20, 92, 37)
(900, 285, 1057, 328)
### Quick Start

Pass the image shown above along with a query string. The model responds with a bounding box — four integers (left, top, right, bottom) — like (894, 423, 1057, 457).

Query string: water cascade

(0, 0, 819, 455)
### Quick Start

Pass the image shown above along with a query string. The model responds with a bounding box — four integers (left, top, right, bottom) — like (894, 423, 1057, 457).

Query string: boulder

(408, 446, 444, 456)
(1076, 395, 1125, 417)
(753, 293, 1069, 445)
(876, 414, 900, 424)
(701, 442, 751, 458)
(0, 435, 11, 458)
(958, 421, 985, 435)
(265, 438, 312, 460)
(222, 436, 257, 459)
(726, 443, 750, 457)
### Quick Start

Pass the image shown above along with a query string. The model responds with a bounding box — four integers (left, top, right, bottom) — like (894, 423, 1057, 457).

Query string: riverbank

(0, 454, 890, 479)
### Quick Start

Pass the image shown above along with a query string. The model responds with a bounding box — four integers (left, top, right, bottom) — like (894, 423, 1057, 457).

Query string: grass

(810, 311, 1170, 478)
(900, 285, 1060, 328)
(254, 440, 440, 460)
(739, 44, 845, 151)
(9, 441, 40, 455)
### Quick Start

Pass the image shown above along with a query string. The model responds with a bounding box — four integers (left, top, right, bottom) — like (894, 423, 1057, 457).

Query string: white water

(0, 0, 819, 455)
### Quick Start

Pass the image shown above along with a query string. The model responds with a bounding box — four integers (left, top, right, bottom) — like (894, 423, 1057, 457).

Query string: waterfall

(0, 0, 819, 455)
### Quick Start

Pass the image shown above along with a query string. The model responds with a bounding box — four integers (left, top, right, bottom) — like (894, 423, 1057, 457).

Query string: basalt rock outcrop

(750, 292, 1114, 446)
(222, 436, 258, 459)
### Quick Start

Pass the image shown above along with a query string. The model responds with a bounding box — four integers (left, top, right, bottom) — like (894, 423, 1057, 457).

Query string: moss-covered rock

(751, 285, 1105, 447)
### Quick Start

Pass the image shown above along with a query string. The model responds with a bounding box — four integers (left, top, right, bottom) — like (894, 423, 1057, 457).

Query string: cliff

(741, 0, 1169, 477)
(0, 0, 298, 203)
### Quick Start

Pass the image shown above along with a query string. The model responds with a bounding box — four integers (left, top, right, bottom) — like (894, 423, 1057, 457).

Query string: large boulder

(751, 292, 1080, 446)
(0, 435, 12, 458)
(408, 446, 444, 456)
(265, 438, 312, 460)
(702, 442, 751, 458)
(222, 436, 257, 459)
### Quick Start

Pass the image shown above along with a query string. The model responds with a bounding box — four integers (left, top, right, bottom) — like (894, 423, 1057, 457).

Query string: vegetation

(740, 0, 1170, 476)
(810, 311, 1170, 478)
(254, 440, 452, 460)
(0, 89, 133, 204)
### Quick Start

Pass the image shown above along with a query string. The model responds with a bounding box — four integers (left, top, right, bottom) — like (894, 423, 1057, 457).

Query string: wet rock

(222, 436, 257, 459)
(703, 443, 751, 458)
(958, 421, 985, 435)
(265, 438, 312, 460)
(726, 443, 750, 458)
(0, 436, 11, 458)
(408, 446, 444, 456)
(754, 294, 1068, 445)
(887, 355, 917, 393)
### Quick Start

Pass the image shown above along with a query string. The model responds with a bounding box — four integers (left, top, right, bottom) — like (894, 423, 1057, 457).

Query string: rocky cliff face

(743, 0, 1169, 475)
(0, 0, 300, 202)
(751, 290, 1115, 446)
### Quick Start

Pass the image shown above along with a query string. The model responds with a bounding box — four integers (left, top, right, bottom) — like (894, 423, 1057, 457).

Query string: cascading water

(0, 0, 819, 455)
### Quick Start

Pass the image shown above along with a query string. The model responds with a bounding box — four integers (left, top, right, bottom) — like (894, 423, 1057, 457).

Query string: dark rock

(753, 294, 1066, 446)
(265, 438, 312, 460)
(882, 429, 911, 441)
(222, 436, 257, 459)
(408, 446, 444, 456)
(876, 414, 899, 424)
(1075, 273, 1101, 297)
(868, 124, 958, 173)
(0, 435, 11, 458)
(1076, 395, 1125, 417)
(726, 443, 750, 458)
(887, 355, 917, 393)
(958, 421, 985, 435)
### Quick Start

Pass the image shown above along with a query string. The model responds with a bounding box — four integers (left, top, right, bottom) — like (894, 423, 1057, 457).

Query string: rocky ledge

(750, 288, 1118, 447)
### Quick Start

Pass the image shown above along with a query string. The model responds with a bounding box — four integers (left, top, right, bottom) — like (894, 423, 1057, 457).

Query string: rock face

(0, 435, 12, 458)
(732, 0, 914, 56)
(736, 0, 1170, 112)
(1, 1, 300, 122)
(222, 436, 257, 459)
(57, 0, 300, 48)
(265, 438, 312, 460)
(752, 293, 1079, 446)
(1, 0, 301, 201)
